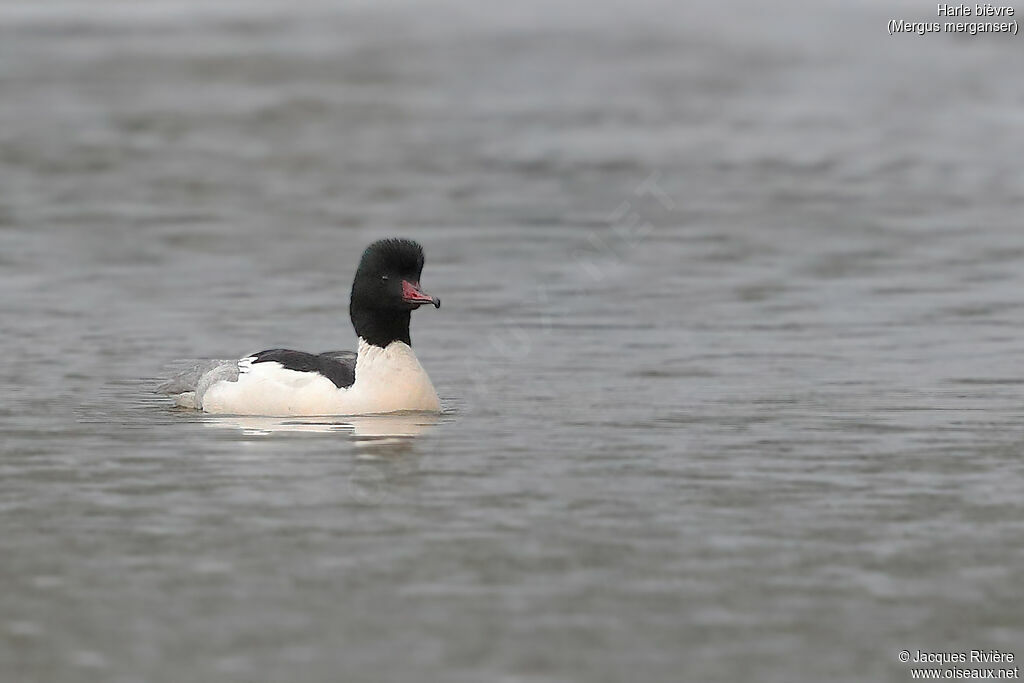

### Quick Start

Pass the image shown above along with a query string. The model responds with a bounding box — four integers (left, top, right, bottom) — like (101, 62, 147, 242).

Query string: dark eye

(381, 275, 390, 282)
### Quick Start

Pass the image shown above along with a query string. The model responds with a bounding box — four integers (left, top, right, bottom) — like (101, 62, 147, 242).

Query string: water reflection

(201, 412, 442, 444)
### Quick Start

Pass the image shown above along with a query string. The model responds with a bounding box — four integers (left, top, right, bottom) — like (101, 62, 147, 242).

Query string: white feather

(198, 340, 439, 416)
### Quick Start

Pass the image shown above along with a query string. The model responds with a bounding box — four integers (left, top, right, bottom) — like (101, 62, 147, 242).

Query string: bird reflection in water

(198, 412, 444, 502)
(202, 412, 441, 447)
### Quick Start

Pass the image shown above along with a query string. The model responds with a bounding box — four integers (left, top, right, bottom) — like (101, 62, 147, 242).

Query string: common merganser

(159, 238, 441, 416)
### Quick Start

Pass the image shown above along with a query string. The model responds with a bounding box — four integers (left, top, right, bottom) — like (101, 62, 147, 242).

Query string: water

(3, 1, 1024, 681)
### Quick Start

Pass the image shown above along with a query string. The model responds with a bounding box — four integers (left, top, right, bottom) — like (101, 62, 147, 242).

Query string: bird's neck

(350, 304, 411, 349)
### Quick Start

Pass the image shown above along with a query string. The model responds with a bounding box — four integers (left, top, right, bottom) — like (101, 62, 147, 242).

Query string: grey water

(2, 1, 1024, 681)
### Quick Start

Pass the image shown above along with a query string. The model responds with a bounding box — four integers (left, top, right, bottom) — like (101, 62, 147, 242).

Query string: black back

(250, 349, 357, 389)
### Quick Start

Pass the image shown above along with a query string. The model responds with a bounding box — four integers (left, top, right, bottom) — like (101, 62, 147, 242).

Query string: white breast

(199, 340, 439, 416)
(345, 339, 440, 414)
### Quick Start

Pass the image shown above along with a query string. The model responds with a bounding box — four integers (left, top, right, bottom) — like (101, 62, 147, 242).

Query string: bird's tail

(157, 359, 240, 409)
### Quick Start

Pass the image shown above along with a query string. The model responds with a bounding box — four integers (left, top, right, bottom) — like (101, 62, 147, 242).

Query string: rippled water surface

(3, 2, 1024, 681)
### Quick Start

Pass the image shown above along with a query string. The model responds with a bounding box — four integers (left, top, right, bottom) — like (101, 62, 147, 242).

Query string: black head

(350, 238, 440, 347)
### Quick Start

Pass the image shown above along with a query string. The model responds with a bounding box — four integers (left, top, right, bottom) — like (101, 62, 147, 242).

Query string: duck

(159, 238, 442, 416)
